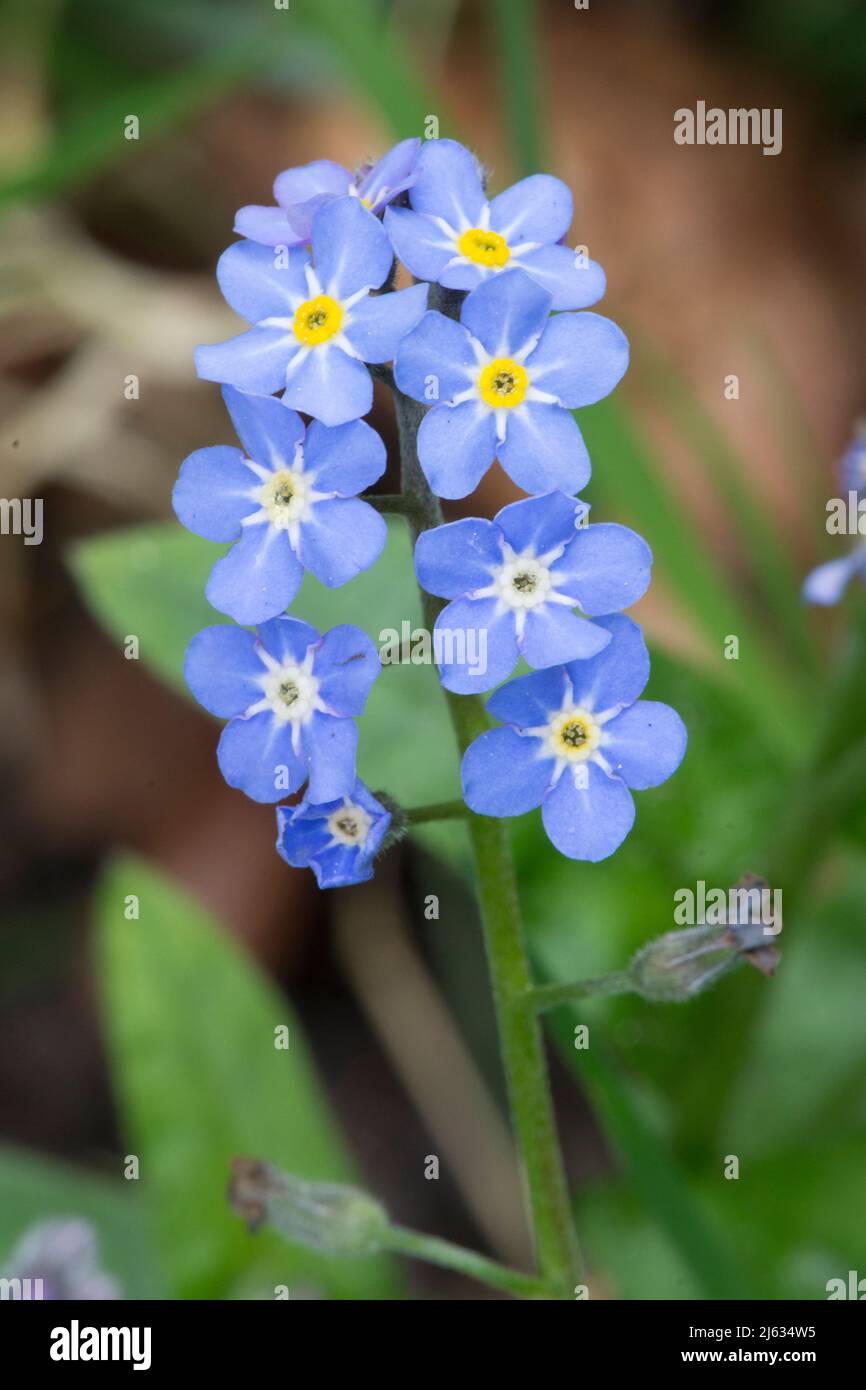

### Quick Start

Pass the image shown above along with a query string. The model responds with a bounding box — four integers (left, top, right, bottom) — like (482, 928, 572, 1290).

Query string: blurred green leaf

(94, 854, 399, 1298)
(581, 397, 806, 760)
(0, 1144, 164, 1298)
(487, 0, 542, 177)
(70, 519, 459, 804)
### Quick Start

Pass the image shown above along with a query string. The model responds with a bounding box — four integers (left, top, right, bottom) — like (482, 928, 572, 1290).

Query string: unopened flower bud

(229, 1159, 388, 1256)
(629, 878, 781, 1002)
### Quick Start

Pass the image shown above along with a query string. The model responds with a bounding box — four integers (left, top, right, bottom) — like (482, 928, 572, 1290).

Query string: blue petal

(802, 552, 864, 605)
(206, 525, 302, 625)
(512, 244, 606, 311)
(417, 401, 498, 499)
(359, 138, 421, 209)
(602, 700, 687, 790)
(527, 311, 629, 406)
(488, 174, 572, 244)
(222, 386, 304, 467)
(551, 523, 652, 614)
(233, 205, 306, 248)
(297, 498, 386, 586)
(461, 727, 552, 816)
(486, 666, 569, 728)
(414, 517, 501, 597)
(274, 159, 351, 209)
(282, 344, 372, 426)
(343, 283, 428, 364)
(460, 268, 551, 358)
(384, 206, 454, 281)
(520, 607, 611, 669)
(195, 326, 294, 395)
(304, 418, 386, 493)
(173, 446, 256, 541)
(215, 239, 308, 322)
(311, 197, 393, 299)
(541, 763, 635, 862)
(495, 491, 583, 556)
(300, 712, 358, 802)
(393, 311, 477, 403)
(498, 404, 591, 495)
(436, 597, 518, 695)
(313, 624, 380, 714)
(184, 625, 263, 717)
(257, 614, 320, 666)
(565, 614, 650, 713)
(217, 713, 304, 802)
(409, 138, 486, 228)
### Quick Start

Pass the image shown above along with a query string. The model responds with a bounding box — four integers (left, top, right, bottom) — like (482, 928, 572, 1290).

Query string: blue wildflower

(235, 139, 421, 247)
(196, 196, 428, 426)
(185, 616, 379, 804)
(803, 546, 866, 606)
(415, 492, 652, 693)
(276, 779, 391, 888)
(804, 421, 866, 606)
(461, 616, 686, 861)
(173, 386, 387, 625)
(394, 268, 628, 498)
(385, 138, 605, 309)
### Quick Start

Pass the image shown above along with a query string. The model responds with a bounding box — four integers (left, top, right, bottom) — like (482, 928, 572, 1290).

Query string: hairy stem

(393, 385, 581, 1298)
(406, 798, 471, 825)
(381, 1225, 549, 1299)
(527, 971, 634, 1012)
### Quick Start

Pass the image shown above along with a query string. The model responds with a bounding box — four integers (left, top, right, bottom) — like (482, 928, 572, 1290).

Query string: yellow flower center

(293, 295, 343, 346)
(261, 469, 310, 528)
(478, 358, 529, 409)
(549, 709, 601, 762)
(458, 227, 511, 267)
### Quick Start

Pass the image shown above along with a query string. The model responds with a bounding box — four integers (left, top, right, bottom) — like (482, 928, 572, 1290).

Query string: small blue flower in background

(461, 616, 686, 861)
(415, 492, 652, 693)
(803, 546, 866, 606)
(839, 422, 866, 497)
(394, 268, 628, 498)
(173, 386, 387, 625)
(276, 779, 391, 889)
(196, 196, 428, 426)
(185, 617, 379, 804)
(385, 138, 605, 309)
(803, 421, 866, 606)
(235, 139, 421, 247)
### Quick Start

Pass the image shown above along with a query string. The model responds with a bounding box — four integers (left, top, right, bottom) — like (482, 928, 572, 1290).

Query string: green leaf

(0, 1144, 164, 1298)
(486, 0, 542, 177)
(94, 854, 399, 1299)
(70, 519, 459, 804)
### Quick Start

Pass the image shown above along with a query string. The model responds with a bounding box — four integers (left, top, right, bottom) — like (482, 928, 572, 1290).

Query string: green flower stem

(527, 971, 633, 1013)
(380, 1225, 549, 1299)
(393, 385, 581, 1298)
(406, 798, 471, 825)
(365, 492, 416, 518)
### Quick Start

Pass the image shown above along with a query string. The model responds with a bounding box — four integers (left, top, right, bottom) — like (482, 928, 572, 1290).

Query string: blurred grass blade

(540, 1001, 750, 1300)
(634, 338, 820, 674)
(295, 0, 446, 138)
(486, 0, 543, 176)
(581, 397, 806, 761)
(95, 854, 399, 1299)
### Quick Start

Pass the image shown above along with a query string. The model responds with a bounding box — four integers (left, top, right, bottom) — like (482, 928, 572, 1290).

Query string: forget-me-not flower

(415, 492, 652, 693)
(173, 386, 387, 625)
(385, 138, 605, 309)
(461, 616, 686, 861)
(276, 779, 391, 888)
(236, 139, 420, 247)
(185, 616, 379, 803)
(196, 197, 428, 426)
(394, 268, 628, 498)
(803, 422, 866, 606)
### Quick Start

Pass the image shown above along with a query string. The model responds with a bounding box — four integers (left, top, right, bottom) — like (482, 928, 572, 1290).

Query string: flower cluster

(179, 137, 685, 886)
